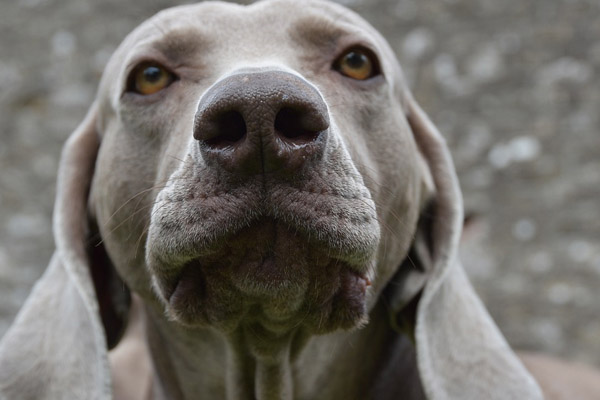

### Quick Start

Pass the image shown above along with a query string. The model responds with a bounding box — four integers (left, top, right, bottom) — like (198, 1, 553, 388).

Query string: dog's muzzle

(147, 68, 379, 334)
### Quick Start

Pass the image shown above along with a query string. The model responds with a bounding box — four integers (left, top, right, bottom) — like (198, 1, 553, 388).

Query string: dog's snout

(194, 71, 329, 175)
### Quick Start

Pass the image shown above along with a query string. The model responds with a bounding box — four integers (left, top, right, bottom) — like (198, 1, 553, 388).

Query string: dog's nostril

(274, 107, 323, 143)
(204, 110, 247, 148)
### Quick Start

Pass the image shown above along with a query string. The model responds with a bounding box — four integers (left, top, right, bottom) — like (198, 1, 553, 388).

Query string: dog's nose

(193, 70, 330, 175)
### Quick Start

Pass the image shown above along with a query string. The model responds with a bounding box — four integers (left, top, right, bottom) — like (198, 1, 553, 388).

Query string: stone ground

(1, 0, 599, 367)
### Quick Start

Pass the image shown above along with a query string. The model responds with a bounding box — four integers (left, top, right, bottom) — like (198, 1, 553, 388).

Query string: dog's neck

(136, 300, 425, 400)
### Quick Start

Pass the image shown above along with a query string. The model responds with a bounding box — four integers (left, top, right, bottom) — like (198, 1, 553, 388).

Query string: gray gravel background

(1, 0, 599, 367)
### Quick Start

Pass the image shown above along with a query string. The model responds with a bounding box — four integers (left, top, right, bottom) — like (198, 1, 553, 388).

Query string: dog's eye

(128, 62, 175, 95)
(333, 48, 380, 81)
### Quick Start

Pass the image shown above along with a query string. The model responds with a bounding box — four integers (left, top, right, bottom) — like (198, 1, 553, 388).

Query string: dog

(1, 1, 596, 399)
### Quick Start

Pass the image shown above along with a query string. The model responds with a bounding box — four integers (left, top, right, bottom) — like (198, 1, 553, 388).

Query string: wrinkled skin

(89, 1, 428, 398)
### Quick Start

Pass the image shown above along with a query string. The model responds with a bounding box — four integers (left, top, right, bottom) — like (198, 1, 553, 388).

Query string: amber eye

(128, 62, 175, 95)
(334, 48, 380, 81)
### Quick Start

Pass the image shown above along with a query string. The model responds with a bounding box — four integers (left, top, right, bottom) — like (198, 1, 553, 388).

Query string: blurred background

(1, 0, 599, 366)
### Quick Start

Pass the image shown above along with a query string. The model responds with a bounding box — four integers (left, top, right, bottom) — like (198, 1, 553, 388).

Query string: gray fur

(0, 1, 547, 399)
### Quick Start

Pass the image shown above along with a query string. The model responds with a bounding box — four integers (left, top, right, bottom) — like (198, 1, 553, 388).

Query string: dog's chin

(152, 219, 372, 334)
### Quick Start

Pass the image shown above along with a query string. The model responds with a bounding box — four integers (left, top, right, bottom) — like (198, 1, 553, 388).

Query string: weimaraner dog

(1, 1, 599, 399)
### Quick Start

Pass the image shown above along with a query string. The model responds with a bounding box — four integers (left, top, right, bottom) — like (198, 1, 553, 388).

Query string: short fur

(4, 1, 586, 399)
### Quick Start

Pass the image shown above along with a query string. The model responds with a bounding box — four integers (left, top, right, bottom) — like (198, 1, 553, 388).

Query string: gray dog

(1, 1, 597, 399)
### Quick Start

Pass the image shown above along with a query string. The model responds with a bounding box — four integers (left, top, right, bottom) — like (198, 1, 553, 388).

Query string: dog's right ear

(383, 94, 544, 400)
(0, 103, 120, 399)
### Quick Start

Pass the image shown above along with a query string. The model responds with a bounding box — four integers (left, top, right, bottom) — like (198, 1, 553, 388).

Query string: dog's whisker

(134, 202, 172, 254)
(95, 201, 160, 247)
(103, 183, 170, 226)
(164, 153, 188, 164)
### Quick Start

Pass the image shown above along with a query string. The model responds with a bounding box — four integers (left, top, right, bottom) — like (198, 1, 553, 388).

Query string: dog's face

(89, 0, 428, 336)
(2, 3, 544, 398)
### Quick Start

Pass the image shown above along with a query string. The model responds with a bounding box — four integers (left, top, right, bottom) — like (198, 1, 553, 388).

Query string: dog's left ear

(0, 103, 127, 399)
(385, 93, 544, 399)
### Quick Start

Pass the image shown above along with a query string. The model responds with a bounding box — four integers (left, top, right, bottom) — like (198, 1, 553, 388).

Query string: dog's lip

(151, 212, 377, 299)
(148, 175, 381, 306)
(164, 257, 371, 305)
(163, 255, 371, 303)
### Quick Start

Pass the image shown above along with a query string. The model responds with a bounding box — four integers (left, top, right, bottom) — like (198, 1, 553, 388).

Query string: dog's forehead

(116, 0, 384, 62)
(147, 0, 373, 35)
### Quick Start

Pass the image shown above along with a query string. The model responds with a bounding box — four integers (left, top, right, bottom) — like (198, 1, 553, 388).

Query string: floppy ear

(0, 103, 128, 399)
(386, 94, 544, 399)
